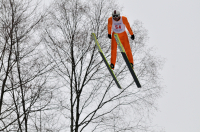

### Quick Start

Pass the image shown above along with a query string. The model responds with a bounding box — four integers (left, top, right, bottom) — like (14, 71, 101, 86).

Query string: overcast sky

(117, 0, 200, 132)
(41, 0, 200, 131)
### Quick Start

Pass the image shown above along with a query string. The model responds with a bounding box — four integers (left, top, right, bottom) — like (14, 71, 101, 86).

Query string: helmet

(112, 10, 120, 18)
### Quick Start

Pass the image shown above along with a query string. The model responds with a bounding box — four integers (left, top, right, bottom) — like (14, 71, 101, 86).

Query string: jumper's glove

(108, 34, 111, 39)
(131, 34, 135, 40)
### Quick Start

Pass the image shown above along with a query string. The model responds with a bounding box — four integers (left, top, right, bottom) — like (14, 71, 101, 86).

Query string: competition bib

(112, 17, 125, 33)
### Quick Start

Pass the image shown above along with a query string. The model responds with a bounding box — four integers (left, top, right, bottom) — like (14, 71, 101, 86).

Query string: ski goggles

(112, 15, 120, 18)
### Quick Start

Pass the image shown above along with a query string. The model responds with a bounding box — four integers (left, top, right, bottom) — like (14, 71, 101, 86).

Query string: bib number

(115, 25, 121, 29)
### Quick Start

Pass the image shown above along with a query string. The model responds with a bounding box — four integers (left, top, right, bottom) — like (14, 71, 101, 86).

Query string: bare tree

(0, 0, 54, 131)
(44, 0, 164, 132)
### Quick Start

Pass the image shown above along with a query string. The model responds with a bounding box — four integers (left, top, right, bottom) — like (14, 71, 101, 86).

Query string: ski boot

(110, 63, 114, 70)
(130, 63, 134, 69)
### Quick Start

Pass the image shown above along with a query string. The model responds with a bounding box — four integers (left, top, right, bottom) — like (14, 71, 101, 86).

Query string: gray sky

(41, 0, 200, 131)
(117, 0, 200, 131)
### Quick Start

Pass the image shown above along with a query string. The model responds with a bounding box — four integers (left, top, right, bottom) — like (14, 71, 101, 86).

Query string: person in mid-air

(108, 10, 135, 69)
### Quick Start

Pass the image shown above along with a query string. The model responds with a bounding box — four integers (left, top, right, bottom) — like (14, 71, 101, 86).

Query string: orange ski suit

(108, 16, 134, 67)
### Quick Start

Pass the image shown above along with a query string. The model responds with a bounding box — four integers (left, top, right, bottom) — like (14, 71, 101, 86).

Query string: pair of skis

(91, 33, 141, 88)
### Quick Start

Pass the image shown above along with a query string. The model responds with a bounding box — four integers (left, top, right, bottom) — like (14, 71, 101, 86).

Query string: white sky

(117, 0, 200, 132)
(41, 0, 200, 131)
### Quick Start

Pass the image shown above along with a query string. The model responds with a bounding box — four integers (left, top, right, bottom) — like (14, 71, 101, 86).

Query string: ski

(114, 34, 141, 88)
(91, 33, 122, 89)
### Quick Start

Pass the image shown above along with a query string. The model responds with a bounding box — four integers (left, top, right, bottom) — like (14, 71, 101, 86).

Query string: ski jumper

(108, 16, 134, 66)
